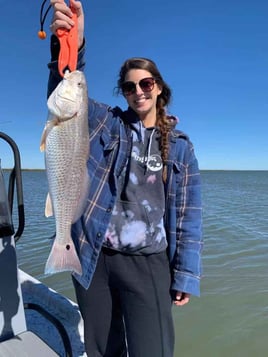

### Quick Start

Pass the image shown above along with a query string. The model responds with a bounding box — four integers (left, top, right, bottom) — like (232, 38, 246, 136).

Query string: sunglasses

(121, 77, 156, 96)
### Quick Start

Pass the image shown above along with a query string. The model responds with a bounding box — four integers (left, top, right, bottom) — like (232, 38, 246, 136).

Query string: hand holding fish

(50, 0, 84, 49)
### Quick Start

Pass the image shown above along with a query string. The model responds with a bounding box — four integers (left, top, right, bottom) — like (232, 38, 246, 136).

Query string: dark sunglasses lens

(121, 78, 155, 95)
(122, 82, 136, 95)
(140, 78, 155, 92)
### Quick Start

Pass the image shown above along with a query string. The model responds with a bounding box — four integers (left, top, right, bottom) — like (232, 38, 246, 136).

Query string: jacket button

(107, 207, 111, 212)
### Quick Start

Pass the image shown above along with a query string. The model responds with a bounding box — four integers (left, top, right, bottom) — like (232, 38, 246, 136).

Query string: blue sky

(0, 0, 267, 170)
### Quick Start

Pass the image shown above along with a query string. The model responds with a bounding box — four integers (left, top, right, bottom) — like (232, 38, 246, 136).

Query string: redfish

(40, 70, 89, 276)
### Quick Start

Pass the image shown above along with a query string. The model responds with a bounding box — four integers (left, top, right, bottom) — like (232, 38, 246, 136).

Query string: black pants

(73, 248, 175, 357)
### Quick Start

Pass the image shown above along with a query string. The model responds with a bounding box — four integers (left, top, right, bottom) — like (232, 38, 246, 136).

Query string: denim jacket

(47, 43, 203, 297)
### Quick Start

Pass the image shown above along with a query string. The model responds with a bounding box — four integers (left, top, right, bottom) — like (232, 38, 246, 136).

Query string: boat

(0, 132, 86, 356)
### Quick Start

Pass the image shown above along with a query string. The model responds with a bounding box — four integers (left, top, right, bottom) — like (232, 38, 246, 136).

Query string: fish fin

(40, 122, 48, 152)
(44, 239, 82, 276)
(40, 133, 46, 152)
(45, 193, 53, 217)
(40, 115, 59, 152)
(72, 170, 90, 223)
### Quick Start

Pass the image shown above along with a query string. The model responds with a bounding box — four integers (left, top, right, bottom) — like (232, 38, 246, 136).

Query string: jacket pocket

(100, 130, 119, 153)
(88, 130, 119, 177)
(167, 161, 185, 186)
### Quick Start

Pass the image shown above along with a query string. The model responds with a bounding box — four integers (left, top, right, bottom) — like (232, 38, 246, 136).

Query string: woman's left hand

(173, 291, 191, 306)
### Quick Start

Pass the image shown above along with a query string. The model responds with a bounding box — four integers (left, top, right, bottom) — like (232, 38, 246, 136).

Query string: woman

(49, 1, 203, 356)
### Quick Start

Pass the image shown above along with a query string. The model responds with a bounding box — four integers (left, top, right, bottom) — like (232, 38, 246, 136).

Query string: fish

(40, 70, 89, 276)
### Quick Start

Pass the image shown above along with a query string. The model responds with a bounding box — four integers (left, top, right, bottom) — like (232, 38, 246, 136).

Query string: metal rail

(0, 132, 25, 241)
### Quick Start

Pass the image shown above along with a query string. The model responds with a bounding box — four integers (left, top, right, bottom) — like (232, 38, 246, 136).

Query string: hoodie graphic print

(103, 122, 167, 254)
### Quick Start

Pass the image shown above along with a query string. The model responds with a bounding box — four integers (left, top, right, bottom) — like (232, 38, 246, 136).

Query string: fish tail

(44, 239, 82, 276)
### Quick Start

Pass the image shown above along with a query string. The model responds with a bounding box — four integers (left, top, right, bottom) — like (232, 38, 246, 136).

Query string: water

(6, 170, 268, 356)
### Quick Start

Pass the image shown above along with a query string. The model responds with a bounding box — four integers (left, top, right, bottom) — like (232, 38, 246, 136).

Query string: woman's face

(123, 69, 162, 124)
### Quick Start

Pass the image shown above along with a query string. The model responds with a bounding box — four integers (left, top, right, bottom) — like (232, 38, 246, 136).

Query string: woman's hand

(173, 291, 191, 306)
(50, 0, 84, 48)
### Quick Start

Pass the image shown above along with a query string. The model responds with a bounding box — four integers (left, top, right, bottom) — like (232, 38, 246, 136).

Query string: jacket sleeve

(47, 35, 86, 98)
(170, 137, 203, 296)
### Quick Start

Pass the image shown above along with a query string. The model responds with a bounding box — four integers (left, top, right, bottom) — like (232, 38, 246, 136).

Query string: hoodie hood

(166, 114, 179, 128)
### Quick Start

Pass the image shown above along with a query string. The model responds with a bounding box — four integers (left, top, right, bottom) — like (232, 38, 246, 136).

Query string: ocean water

(5, 170, 268, 357)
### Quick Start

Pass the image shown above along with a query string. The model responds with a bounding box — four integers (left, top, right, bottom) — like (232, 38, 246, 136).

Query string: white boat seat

(0, 330, 59, 356)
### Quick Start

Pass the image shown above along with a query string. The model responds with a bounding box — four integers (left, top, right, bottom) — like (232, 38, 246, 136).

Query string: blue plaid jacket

(47, 45, 203, 296)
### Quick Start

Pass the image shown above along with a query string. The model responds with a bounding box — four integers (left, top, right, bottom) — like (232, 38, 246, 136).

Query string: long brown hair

(117, 57, 172, 182)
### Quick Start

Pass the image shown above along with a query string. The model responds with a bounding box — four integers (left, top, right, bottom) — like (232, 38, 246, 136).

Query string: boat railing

(0, 131, 25, 242)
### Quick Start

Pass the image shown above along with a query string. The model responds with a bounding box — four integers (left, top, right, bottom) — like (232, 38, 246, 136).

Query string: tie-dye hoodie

(103, 119, 167, 254)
